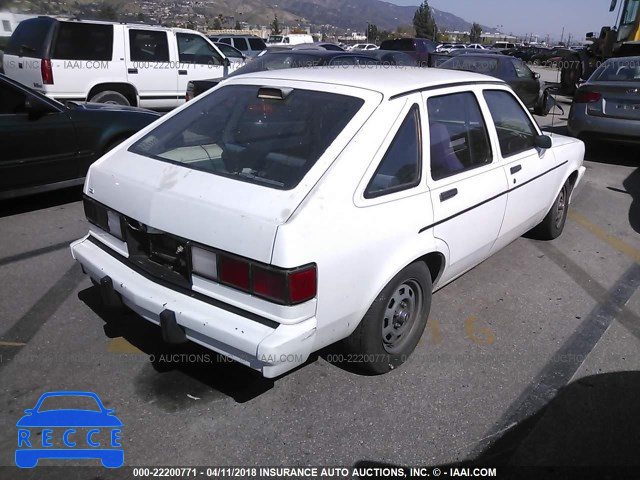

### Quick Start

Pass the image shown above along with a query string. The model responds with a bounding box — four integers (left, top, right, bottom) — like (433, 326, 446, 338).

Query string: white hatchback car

(71, 67, 586, 378)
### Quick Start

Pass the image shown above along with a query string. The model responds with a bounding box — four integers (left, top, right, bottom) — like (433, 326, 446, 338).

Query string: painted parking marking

(569, 211, 640, 263)
(106, 337, 143, 354)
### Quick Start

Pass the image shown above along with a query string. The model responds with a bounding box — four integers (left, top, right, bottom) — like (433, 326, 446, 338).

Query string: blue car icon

(16, 391, 123, 468)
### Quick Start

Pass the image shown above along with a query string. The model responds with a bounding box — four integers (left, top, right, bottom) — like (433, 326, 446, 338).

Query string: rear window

(380, 39, 415, 51)
(441, 57, 499, 75)
(6, 17, 53, 57)
(591, 60, 640, 82)
(53, 22, 113, 61)
(129, 85, 364, 190)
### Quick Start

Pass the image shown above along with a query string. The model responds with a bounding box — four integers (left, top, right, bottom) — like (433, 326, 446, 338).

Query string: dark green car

(0, 74, 160, 199)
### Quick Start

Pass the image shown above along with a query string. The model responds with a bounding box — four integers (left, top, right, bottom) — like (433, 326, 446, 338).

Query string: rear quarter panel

(272, 96, 443, 350)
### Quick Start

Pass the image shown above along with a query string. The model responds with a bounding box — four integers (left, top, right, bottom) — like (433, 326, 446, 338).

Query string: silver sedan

(568, 56, 640, 144)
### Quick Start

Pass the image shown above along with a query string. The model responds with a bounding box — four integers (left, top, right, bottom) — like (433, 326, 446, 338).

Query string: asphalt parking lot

(1, 67, 639, 478)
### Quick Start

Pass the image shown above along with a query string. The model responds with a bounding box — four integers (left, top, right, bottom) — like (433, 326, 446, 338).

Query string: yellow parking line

(569, 211, 640, 263)
(0, 341, 27, 347)
(106, 337, 143, 354)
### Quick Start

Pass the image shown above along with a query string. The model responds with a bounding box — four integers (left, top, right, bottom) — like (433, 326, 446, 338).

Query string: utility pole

(560, 26, 565, 45)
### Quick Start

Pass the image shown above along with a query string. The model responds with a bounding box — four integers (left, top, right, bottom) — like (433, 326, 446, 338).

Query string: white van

(2, 16, 234, 110)
(266, 34, 314, 45)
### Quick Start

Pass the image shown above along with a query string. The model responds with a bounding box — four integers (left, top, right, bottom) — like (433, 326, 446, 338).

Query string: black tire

(531, 181, 570, 240)
(560, 61, 582, 96)
(534, 90, 549, 116)
(89, 90, 130, 106)
(342, 262, 432, 374)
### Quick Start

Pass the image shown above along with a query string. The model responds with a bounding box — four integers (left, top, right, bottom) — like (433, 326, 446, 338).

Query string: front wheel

(342, 262, 432, 374)
(530, 181, 570, 240)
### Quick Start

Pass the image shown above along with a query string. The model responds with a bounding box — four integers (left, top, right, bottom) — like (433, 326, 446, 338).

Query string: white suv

(3, 16, 233, 110)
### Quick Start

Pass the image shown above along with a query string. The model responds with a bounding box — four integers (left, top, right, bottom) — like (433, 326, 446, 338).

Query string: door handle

(510, 165, 522, 174)
(178, 70, 188, 75)
(127, 68, 138, 74)
(440, 188, 458, 202)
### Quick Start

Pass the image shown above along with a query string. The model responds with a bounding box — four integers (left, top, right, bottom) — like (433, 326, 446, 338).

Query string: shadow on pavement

(355, 371, 640, 478)
(0, 186, 83, 219)
(77, 286, 277, 406)
(622, 167, 640, 234)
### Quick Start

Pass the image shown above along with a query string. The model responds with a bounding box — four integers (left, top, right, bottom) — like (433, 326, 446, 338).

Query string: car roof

(227, 66, 503, 97)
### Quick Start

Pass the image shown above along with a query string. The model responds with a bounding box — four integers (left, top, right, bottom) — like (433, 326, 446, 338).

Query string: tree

(470, 22, 482, 43)
(97, 2, 118, 21)
(367, 23, 378, 43)
(271, 14, 281, 35)
(234, 20, 242, 30)
(413, 0, 437, 40)
(212, 16, 222, 30)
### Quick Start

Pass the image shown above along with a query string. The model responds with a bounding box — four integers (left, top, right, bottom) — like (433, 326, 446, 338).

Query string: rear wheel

(89, 90, 130, 106)
(530, 181, 570, 240)
(342, 262, 432, 374)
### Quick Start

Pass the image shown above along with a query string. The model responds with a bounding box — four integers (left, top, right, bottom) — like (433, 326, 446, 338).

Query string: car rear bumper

(70, 235, 317, 378)
(568, 108, 640, 142)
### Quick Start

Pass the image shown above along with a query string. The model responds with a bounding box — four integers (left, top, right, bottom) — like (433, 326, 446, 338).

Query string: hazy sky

(389, 0, 620, 42)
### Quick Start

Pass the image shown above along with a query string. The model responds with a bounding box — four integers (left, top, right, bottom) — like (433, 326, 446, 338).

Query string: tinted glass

(215, 43, 242, 58)
(2, 20, 11, 32)
(428, 92, 493, 180)
(365, 105, 421, 198)
(129, 30, 169, 62)
(129, 85, 364, 190)
(484, 90, 537, 157)
(248, 38, 266, 50)
(53, 23, 113, 61)
(6, 17, 53, 57)
(219, 38, 231, 45)
(0, 80, 27, 114)
(380, 39, 415, 51)
(233, 37, 248, 51)
(177, 33, 223, 65)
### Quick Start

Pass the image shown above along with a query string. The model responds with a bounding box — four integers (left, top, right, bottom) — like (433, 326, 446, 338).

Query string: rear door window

(248, 38, 266, 50)
(129, 29, 169, 62)
(129, 85, 364, 190)
(233, 38, 248, 51)
(53, 23, 113, 61)
(427, 91, 493, 181)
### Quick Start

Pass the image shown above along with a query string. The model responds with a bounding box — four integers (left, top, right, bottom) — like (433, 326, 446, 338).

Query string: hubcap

(555, 188, 566, 228)
(382, 280, 422, 354)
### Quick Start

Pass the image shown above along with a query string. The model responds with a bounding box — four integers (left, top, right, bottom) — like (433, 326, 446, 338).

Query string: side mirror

(535, 134, 552, 149)
(25, 96, 55, 117)
(222, 57, 231, 68)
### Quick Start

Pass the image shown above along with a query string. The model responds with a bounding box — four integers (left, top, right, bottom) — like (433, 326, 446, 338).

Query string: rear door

(0, 78, 78, 196)
(125, 27, 178, 109)
(423, 88, 509, 285)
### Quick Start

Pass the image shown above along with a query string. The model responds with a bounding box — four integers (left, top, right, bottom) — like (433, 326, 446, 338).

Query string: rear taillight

(574, 90, 602, 103)
(192, 248, 317, 305)
(41, 59, 53, 85)
(83, 196, 125, 241)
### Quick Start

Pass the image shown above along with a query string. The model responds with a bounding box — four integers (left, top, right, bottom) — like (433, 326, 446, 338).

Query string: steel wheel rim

(555, 187, 567, 228)
(382, 279, 422, 354)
